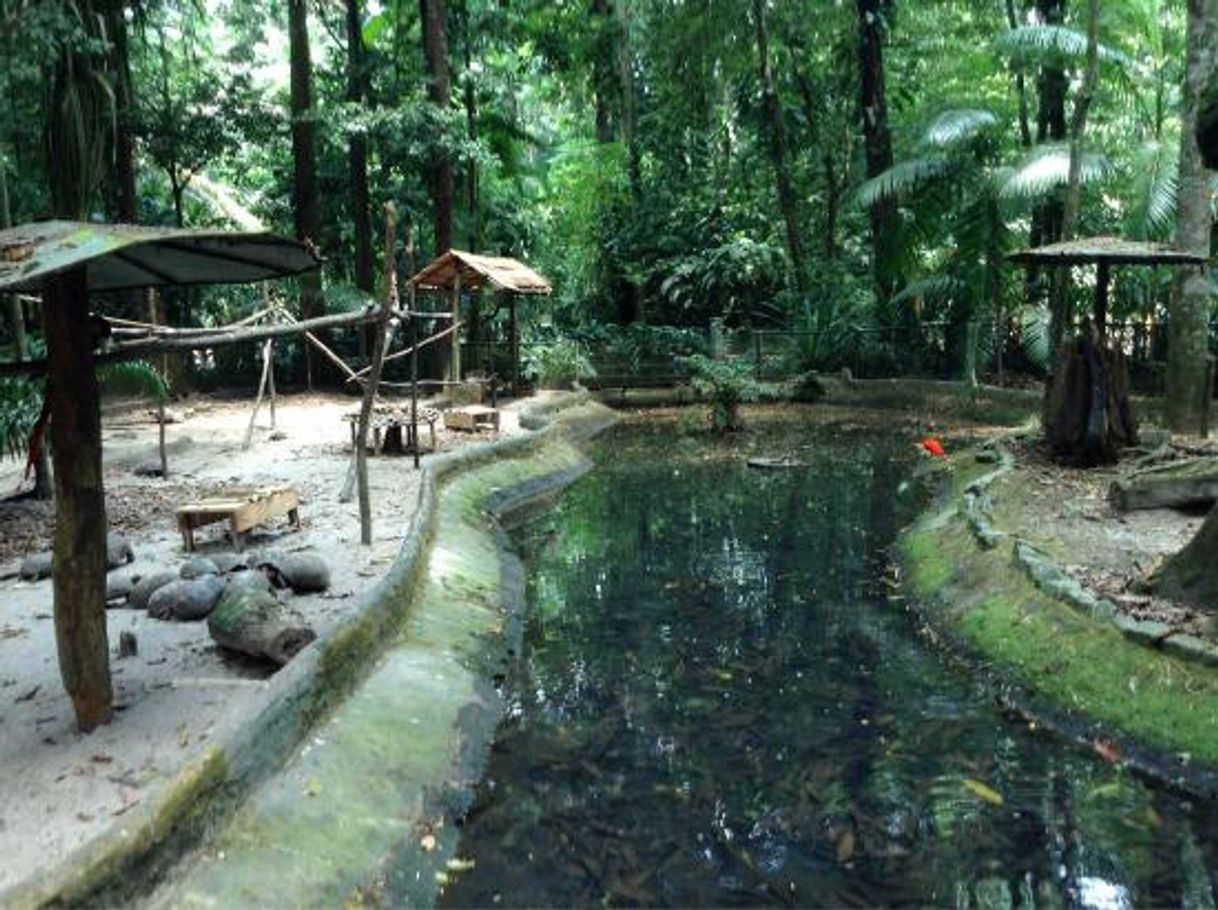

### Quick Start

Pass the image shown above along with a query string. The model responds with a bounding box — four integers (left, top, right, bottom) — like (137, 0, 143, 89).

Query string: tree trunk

(1043, 329, 1137, 465)
(1033, 0, 1069, 351)
(104, 1, 138, 224)
(1167, 0, 1218, 435)
(208, 586, 315, 666)
(856, 0, 899, 303)
(44, 268, 112, 731)
(752, 0, 808, 295)
(290, 0, 323, 385)
(591, 0, 616, 144)
(1005, 0, 1033, 148)
(347, 0, 375, 298)
(420, 0, 454, 256)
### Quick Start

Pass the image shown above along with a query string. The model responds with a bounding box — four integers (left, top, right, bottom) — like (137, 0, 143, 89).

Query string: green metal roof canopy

(0, 220, 321, 294)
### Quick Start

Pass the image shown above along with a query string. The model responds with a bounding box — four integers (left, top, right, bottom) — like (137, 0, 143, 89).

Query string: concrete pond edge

(898, 439, 1218, 800)
(2, 391, 618, 910)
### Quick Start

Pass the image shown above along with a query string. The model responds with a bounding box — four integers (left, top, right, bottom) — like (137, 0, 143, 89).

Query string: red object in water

(920, 437, 946, 458)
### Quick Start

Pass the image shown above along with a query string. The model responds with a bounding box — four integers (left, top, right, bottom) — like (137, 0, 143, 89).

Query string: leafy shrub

(521, 333, 597, 389)
(683, 354, 761, 433)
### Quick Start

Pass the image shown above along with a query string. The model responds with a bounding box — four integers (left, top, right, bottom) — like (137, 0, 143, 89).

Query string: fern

(97, 360, 169, 403)
(890, 275, 966, 307)
(0, 377, 43, 462)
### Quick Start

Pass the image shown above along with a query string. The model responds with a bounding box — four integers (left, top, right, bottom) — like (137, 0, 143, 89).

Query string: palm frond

(921, 109, 998, 149)
(97, 360, 169, 402)
(999, 144, 1114, 200)
(0, 377, 43, 461)
(995, 26, 1131, 68)
(1123, 141, 1177, 240)
(855, 155, 952, 208)
(890, 275, 966, 307)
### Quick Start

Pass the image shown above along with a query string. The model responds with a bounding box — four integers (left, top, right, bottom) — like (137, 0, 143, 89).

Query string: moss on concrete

(901, 512, 1218, 770)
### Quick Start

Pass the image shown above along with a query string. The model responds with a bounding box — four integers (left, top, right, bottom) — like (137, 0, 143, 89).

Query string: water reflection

(438, 419, 1218, 908)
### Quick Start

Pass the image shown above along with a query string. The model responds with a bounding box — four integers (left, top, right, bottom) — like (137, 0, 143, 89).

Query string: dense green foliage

(0, 0, 1204, 385)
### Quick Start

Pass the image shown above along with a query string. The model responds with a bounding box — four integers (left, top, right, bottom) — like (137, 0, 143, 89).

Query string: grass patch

(901, 514, 1218, 766)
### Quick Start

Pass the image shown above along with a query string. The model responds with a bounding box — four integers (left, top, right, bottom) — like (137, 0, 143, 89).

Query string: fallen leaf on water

(1093, 737, 1123, 764)
(420, 833, 437, 852)
(962, 778, 1004, 807)
(304, 778, 322, 797)
(446, 857, 475, 872)
(835, 829, 855, 864)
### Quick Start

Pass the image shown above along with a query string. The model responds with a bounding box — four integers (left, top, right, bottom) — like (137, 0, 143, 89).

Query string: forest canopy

(0, 0, 1207, 388)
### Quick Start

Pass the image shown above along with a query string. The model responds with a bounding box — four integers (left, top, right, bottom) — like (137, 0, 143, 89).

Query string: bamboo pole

(406, 220, 420, 470)
(451, 273, 462, 384)
(355, 203, 398, 545)
(267, 340, 278, 429)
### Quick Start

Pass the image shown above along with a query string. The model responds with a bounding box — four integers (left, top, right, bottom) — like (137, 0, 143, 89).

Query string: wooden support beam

(451, 273, 462, 383)
(44, 267, 112, 731)
(347, 320, 464, 381)
(0, 307, 384, 378)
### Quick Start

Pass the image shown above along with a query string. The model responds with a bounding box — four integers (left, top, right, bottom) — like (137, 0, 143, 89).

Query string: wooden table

(176, 486, 301, 552)
(344, 406, 439, 454)
(443, 405, 500, 433)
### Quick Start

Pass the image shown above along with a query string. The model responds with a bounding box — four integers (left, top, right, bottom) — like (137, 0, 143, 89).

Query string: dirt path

(0, 391, 530, 893)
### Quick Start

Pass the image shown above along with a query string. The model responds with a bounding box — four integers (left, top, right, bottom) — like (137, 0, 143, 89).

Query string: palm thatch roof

(410, 249, 552, 294)
(0, 220, 321, 294)
(1008, 236, 1207, 267)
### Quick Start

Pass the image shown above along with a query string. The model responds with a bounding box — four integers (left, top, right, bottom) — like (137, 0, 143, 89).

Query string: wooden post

(406, 220, 420, 470)
(267, 340, 278, 429)
(1095, 262, 1111, 342)
(509, 294, 518, 395)
(451, 273, 462, 385)
(44, 267, 112, 731)
(243, 339, 274, 449)
(356, 203, 397, 545)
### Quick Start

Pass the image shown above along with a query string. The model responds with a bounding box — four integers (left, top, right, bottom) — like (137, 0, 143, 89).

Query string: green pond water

(438, 417, 1218, 908)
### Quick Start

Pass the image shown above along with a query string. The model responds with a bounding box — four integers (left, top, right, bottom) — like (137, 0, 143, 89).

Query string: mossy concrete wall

(897, 441, 1218, 799)
(2, 394, 616, 909)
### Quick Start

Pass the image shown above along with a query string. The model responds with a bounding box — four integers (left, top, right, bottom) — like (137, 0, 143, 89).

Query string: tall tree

(347, 0, 374, 297)
(103, 0, 137, 223)
(420, 0, 454, 256)
(751, 0, 808, 295)
(289, 0, 323, 383)
(1032, 0, 1069, 352)
(856, 0, 898, 302)
(1166, 0, 1218, 434)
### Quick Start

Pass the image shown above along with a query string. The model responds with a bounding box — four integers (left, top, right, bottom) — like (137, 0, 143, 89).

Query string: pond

(438, 414, 1218, 908)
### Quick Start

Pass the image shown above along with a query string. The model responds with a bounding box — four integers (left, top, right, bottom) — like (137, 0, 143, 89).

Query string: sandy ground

(0, 390, 528, 893)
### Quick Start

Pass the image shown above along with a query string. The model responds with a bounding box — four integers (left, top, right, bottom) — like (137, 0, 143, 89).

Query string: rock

(19, 551, 53, 581)
(105, 572, 137, 606)
(208, 585, 315, 665)
(133, 461, 165, 478)
(106, 532, 135, 569)
(277, 553, 331, 593)
(128, 571, 177, 612)
(148, 575, 227, 621)
(180, 557, 220, 579)
(210, 553, 251, 574)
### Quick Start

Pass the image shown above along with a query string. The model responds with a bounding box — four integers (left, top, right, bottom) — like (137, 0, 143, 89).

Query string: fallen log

(1109, 456, 1218, 512)
(207, 585, 315, 665)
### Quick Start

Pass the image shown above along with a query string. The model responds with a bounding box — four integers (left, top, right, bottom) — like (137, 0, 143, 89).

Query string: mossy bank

(897, 443, 1218, 798)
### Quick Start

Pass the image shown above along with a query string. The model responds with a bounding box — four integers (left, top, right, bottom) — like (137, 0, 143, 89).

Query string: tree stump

(1043, 331, 1137, 466)
(1150, 504, 1218, 610)
(207, 586, 315, 665)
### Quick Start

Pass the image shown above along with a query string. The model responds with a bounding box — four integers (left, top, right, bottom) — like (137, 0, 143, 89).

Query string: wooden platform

(343, 405, 440, 454)
(176, 485, 300, 552)
(444, 405, 500, 433)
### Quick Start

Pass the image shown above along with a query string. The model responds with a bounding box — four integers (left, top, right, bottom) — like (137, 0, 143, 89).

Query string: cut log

(1109, 456, 1218, 512)
(207, 586, 315, 665)
(1043, 331, 1137, 466)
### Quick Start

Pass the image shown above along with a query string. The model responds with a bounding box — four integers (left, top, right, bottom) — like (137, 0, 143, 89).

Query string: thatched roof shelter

(409, 249, 552, 391)
(0, 220, 320, 294)
(410, 249, 552, 295)
(1008, 237, 1207, 268)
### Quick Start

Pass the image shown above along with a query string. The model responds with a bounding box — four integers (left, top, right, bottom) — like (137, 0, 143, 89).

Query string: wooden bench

(176, 486, 301, 552)
(444, 404, 500, 433)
